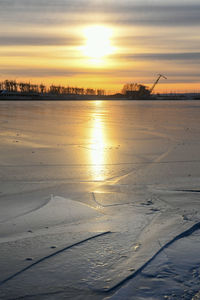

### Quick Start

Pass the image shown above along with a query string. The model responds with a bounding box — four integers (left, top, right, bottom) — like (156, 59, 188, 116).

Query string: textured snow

(0, 195, 101, 239)
(0, 100, 200, 299)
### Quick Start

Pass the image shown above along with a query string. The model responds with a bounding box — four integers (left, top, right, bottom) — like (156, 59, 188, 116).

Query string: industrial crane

(150, 74, 167, 94)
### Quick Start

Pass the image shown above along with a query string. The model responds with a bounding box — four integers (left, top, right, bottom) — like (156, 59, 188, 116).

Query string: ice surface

(107, 229, 200, 300)
(0, 100, 200, 299)
(0, 195, 101, 239)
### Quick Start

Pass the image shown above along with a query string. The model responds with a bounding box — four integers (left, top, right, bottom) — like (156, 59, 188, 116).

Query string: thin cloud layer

(1, 1, 200, 26)
(115, 53, 200, 62)
(0, 36, 82, 46)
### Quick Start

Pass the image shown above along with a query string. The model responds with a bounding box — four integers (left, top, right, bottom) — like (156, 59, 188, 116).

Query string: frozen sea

(0, 100, 200, 299)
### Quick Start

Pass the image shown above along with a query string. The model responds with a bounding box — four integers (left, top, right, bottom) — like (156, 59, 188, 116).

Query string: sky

(0, 0, 200, 93)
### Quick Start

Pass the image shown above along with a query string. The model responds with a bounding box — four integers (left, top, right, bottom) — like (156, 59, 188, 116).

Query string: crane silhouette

(150, 74, 167, 94)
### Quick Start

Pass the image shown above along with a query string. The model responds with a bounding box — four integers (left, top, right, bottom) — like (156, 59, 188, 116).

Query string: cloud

(115, 52, 200, 62)
(0, 67, 121, 78)
(0, 68, 84, 78)
(0, 1, 200, 27)
(0, 67, 199, 82)
(0, 36, 82, 46)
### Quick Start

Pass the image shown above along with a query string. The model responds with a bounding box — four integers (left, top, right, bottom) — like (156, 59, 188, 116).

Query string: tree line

(0, 80, 105, 96)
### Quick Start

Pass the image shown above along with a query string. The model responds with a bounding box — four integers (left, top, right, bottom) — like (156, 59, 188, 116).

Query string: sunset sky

(0, 0, 200, 93)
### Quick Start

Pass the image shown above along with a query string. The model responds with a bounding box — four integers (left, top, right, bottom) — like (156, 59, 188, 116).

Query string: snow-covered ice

(0, 100, 200, 299)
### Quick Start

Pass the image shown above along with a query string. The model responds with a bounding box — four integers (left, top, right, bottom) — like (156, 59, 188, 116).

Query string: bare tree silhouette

(0, 79, 106, 97)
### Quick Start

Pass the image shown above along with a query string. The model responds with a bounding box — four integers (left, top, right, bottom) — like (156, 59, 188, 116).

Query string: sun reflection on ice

(90, 111, 106, 181)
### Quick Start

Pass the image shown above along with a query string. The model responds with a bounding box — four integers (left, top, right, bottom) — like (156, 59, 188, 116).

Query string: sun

(82, 25, 114, 60)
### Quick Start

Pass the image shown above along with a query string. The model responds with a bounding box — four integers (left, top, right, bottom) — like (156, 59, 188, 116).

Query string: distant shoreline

(0, 94, 200, 101)
(0, 98, 199, 101)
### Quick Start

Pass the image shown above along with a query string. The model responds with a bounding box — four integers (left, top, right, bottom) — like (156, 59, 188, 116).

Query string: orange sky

(0, 0, 200, 93)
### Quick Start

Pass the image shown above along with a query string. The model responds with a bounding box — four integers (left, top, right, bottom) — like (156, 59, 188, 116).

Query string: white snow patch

(0, 195, 101, 240)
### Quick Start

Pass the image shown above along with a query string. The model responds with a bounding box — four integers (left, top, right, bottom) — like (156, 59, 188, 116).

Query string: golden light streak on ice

(90, 111, 106, 181)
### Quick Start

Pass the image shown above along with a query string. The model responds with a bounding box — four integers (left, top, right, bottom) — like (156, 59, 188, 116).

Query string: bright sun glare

(82, 25, 114, 60)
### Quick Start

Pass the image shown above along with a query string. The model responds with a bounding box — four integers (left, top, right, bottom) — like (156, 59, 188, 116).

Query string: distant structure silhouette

(122, 74, 167, 99)
(150, 74, 167, 94)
